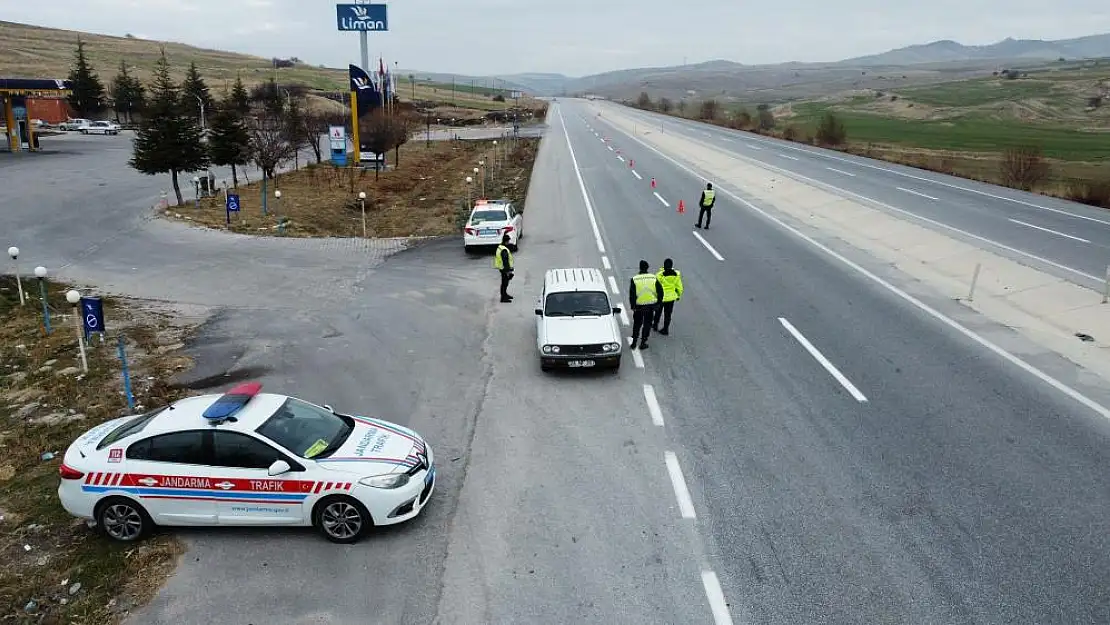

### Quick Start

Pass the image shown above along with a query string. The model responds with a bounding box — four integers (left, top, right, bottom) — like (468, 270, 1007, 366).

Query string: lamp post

(66, 289, 88, 373)
(493, 140, 499, 177)
(479, 160, 486, 197)
(358, 191, 367, 238)
(274, 190, 284, 233)
(7, 246, 24, 306)
(34, 266, 50, 334)
(473, 168, 480, 200)
(465, 176, 473, 207)
(193, 176, 201, 208)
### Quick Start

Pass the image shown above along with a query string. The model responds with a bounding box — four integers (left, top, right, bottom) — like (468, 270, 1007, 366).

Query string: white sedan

(463, 199, 523, 253)
(83, 121, 121, 135)
(57, 382, 435, 544)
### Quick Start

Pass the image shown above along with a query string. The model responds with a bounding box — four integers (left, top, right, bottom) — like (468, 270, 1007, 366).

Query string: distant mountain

(841, 33, 1110, 66)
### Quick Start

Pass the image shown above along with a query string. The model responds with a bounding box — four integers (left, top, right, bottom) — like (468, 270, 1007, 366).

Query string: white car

(463, 199, 523, 253)
(60, 118, 91, 131)
(57, 382, 435, 544)
(83, 121, 121, 135)
(535, 268, 623, 371)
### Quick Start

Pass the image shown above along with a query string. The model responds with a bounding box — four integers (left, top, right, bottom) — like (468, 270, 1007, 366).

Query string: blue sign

(80, 296, 105, 338)
(226, 193, 240, 212)
(337, 3, 388, 31)
(331, 149, 347, 167)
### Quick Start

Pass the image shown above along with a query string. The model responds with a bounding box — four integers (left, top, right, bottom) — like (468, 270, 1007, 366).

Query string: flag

(348, 64, 381, 117)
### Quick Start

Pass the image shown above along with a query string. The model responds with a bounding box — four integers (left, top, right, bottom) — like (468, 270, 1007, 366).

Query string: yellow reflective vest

(656, 269, 683, 302)
(493, 245, 513, 270)
(701, 189, 716, 207)
(632, 273, 660, 305)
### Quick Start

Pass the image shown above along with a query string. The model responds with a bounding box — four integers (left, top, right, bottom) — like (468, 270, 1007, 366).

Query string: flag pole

(351, 90, 360, 164)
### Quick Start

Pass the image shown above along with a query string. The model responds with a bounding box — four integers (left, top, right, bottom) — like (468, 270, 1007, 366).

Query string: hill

(842, 33, 1110, 67)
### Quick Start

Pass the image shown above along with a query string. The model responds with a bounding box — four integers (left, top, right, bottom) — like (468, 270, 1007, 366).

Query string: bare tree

(359, 110, 400, 179)
(658, 97, 673, 113)
(1000, 145, 1050, 191)
(248, 110, 297, 180)
(699, 99, 719, 121)
(301, 111, 328, 164)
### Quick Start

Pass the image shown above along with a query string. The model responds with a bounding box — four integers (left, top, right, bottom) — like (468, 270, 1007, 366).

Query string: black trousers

(655, 301, 675, 331)
(697, 205, 713, 227)
(632, 306, 654, 341)
(499, 270, 513, 299)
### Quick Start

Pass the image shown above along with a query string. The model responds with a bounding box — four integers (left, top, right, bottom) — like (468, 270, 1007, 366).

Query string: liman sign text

(336, 3, 389, 31)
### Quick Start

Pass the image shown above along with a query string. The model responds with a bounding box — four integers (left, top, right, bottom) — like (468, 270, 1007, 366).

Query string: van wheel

(95, 497, 153, 542)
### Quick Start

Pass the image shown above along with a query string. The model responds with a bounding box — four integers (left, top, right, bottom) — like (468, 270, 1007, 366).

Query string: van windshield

(544, 291, 611, 317)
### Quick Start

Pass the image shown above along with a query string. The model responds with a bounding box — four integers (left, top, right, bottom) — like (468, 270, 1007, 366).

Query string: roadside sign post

(225, 192, 241, 226)
(117, 334, 135, 413)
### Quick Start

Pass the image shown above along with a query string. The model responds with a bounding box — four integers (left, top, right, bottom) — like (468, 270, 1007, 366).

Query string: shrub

(782, 125, 798, 141)
(1000, 146, 1050, 191)
(637, 92, 652, 109)
(1066, 178, 1110, 208)
(815, 112, 847, 145)
(699, 99, 720, 120)
(757, 109, 775, 130)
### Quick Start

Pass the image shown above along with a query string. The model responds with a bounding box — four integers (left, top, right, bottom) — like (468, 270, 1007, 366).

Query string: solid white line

(779, 317, 868, 402)
(557, 109, 606, 254)
(778, 154, 800, 161)
(617, 155, 625, 162)
(602, 255, 611, 270)
(643, 384, 664, 426)
(692, 231, 725, 261)
(826, 167, 856, 177)
(897, 187, 939, 201)
(701, 571, 736, 625)
(1009, 219, 1090, 243)
(620, 309, 630, 326)
(664, 451, 697, 519)
(632, 170, 643, 180)
(608, 275, 620, 294)
(654, 192, 670, 207)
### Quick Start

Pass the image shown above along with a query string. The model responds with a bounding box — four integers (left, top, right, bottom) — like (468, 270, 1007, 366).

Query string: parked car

(463, 199, 523, 253)
(84, 121, 121, 135)
(59, 118, 91, 131)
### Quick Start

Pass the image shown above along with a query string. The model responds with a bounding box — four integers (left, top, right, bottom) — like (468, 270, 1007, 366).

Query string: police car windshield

(470, 210, 507, 223)
(256, 398, 353, 459)
(545, 291, 611, 316)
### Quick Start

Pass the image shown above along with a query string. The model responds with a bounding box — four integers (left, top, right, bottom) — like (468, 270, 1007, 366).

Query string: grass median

(0, 276, 194, 624)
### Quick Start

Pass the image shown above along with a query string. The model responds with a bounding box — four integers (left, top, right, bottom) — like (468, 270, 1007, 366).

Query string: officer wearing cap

(628, 260, 664, 350)
(493, 234, 514, 303)
(653, 258, 683, 335)
(695, 182, 716, 229)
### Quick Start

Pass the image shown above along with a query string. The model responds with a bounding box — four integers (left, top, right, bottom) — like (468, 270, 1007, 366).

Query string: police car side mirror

(268, 460, 292, 476)
(534, 308, 543, 316)
(611, 306, 622, 315)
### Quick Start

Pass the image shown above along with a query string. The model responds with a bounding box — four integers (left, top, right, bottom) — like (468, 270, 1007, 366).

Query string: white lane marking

(897, 186, 940, 201)
(826, 167, 856, 177)
(632, 170, 643, 180)
(602, 255, 611, 270)
(1009, 219, 1091, 243)
(617, 155, 625, 162)
(664, 451, 697, 519)
(746, 144, 762, 150)
(608, 275, 620, 294)
(779, 317, 868, 402)
(721, 136, 734, 142)
(557, 108, 606, 253)
(643, 384, 664, 426)
(608, 145, 614, 151)
(628, 338, 645, 368)
(701, 571, 736, 625)
(778, 154, 800, 161)
(654, 192, 670, 207)
(620, 309, 630, 326)
(692, 231, 725, 261)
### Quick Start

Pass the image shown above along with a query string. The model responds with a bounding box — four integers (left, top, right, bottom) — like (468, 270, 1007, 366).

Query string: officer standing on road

(494, 234, 514, 303)
(628, 260, 664, 350)
(695, 182, 716, 230)
(653, 258, 684, 335)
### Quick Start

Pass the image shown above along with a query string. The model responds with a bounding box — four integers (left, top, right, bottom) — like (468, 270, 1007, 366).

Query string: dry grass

(0, 276, 195, 624)
(170, 137, 542, 238)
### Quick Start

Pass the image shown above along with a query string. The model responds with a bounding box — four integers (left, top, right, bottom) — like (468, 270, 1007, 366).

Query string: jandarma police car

(57, 383, 435, 544)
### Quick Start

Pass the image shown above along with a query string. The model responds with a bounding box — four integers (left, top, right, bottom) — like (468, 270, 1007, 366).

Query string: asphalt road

(606, 104, 1110, 288)
(554, 99, 1110, 624)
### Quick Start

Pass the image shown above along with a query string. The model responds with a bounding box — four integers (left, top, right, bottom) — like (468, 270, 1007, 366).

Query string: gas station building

(1, 78, 73, 152)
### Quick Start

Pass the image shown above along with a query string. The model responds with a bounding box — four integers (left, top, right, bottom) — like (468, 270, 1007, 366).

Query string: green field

(789, 103, 1110, 162)
(896, 79, 1062, 107)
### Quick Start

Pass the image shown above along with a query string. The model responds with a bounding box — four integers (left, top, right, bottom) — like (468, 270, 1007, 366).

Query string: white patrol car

(57, 382, 435, 544)
(463, 199, 523, 253)
(535, 268, 623, 371)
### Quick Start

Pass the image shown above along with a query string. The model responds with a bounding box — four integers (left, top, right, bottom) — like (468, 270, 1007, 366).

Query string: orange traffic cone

(650, 177, 657, 189)
(678, 200, 685, 214)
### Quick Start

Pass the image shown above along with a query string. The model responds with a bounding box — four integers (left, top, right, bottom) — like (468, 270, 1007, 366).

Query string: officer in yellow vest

(695, 182, 716, 230)
(493, 234, 514, 303)
(653, 258, 684, 335)
(628, 260, 664, 350)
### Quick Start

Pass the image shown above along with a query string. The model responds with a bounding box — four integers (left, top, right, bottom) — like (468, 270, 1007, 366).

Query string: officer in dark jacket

(653, 258, 684, 335)
(628, 260, 664, 350)
(695, 182, 716, 229)
(494, 234, 514, 302)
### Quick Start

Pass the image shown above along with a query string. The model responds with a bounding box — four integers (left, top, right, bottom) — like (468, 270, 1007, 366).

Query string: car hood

(315, 416, 427, 475)
(541, 316, 619, 346)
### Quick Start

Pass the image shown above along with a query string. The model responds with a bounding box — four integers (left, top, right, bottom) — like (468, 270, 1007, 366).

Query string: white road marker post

(1103, 265, 1110, 304)
(968, 262, 982, 302)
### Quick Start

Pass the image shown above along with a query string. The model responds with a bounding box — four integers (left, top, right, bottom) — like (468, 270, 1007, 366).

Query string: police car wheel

(314, 496, 372, 544)
(96, 497, 152, 542)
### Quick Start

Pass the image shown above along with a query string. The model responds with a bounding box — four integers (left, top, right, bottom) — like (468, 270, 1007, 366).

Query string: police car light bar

(202, 382, 263, 422)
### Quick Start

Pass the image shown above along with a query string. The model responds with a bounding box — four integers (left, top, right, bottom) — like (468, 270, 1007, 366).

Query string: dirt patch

(0, 276, 197, 624)
(168, 137, 542, 238)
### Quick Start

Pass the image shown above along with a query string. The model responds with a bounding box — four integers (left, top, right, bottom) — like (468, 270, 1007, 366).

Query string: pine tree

(229, 74, 251, 115)
(67, 37, 106, 117)
(208, 101, 251, 187)
(181, 61, 216, 128)
(130, 50, 210, 205)
(111, 61, 146, 123)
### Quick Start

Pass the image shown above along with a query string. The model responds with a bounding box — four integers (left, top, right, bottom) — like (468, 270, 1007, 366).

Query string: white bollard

(967, 262, 982, 302)
(1103, 265, 1110, 304)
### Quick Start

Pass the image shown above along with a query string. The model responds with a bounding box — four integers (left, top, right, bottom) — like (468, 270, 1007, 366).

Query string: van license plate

(568, 360, 595, 368)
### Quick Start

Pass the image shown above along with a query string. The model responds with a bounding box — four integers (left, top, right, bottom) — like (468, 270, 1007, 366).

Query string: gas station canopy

(2, 77, 72, 152)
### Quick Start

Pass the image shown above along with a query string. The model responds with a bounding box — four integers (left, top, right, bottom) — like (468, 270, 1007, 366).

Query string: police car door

(209, 431, 306, 525)
(123, 430, 218, 525)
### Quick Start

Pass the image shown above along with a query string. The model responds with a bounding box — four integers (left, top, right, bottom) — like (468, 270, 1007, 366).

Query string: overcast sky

(5, 0, 1110, 77)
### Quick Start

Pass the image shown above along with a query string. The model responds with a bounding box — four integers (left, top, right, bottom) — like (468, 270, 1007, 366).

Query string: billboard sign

(337, 4, 388, 31)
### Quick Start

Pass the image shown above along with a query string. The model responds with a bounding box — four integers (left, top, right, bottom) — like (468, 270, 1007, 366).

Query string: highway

(608, 104, 1110, 287)
(538, 99, 1110, 624)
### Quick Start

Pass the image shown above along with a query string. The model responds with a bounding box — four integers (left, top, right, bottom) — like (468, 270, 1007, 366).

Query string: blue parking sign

(80, 296, 105, 338)
(226, 193, 240, 212)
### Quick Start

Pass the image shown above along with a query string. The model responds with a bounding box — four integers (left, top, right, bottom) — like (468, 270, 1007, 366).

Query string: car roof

(544, 268, 607, 293)
(139, 391, 290, 436)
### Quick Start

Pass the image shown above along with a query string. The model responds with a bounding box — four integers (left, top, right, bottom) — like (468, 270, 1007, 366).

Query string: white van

(535, 268, 623, 372)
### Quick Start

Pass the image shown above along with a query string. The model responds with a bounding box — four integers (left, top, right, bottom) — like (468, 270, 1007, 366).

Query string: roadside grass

(0, 276, 193, 624)
(171, 137, 542, 238)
